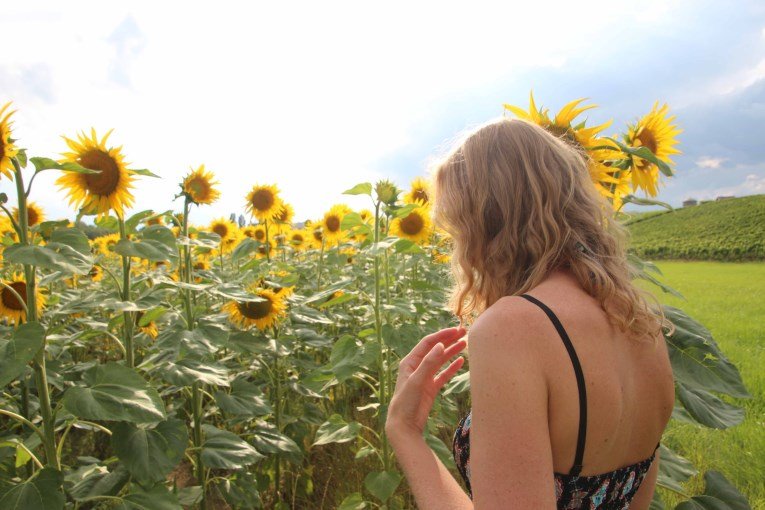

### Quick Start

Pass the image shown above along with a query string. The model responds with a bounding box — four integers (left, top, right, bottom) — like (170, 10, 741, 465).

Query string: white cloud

(696, 156, 726, 169)
(0, 0, 687, 224)
(684, 173, 765, 201)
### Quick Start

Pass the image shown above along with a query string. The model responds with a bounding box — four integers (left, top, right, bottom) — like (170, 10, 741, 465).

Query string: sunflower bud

(374, 179, 399, 205)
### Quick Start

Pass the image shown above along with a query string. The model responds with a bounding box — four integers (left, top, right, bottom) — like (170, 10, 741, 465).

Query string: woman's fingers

(410, 339, 467, 383)
(434, 356, 465, 389)
(402, 326, 466, 369)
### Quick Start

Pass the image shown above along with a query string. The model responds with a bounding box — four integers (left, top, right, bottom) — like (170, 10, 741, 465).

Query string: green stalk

(12, 159, 59, 470)
(264, 219, 270, 262)
(273, 328, 282, 501)
(181, 198, 206, 510)
(372, 201, 390, 472)
(316, 236, 325, 291)
(118, 218, 135, 368)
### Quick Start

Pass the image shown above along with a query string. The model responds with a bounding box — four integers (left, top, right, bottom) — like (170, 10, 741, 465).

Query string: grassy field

(627, 195, 765, 261)
(644, 261, 765, 509)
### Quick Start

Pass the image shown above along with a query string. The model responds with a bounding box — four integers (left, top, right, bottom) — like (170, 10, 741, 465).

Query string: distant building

(682, 198, 698, 207)
(715, 195, 735, 201)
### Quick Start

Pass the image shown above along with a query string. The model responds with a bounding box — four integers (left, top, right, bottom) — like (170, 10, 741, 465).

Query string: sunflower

(288, 229, 308, 251)
(0, 273, 46, 325)
(321, 204, 352, 245)
(245, 184, 283, 222)
(182, 164, 220, 205)
(310, 225, 323, 249)
(255, 238, 276, 259)
(390, 205, 433, 245)
(88, 264, 104, 282)
(274, 202, 294, 227)
(193, 257, 211, 271)
(135, 312, 159, 339)
(56, 129, 135, 218)
(13, 202, 45, 227)
(92, 233, 121, 257)
(625, 102, 681, 197)
(359, 209, 373, 224)
(222, 231, 244, 254)
(222, 287, 287, 331)
(146, 213, 164, 226)
(209, 218, 238, 241)
(404, 177, 431, 205)
(0, 102, 19, 180)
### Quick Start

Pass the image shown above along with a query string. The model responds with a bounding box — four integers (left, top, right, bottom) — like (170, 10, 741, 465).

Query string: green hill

(626, 194, 765, 261)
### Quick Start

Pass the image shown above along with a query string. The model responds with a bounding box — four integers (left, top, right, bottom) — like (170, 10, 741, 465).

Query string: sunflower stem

(273, 328, 282, 502)
(191, 382, 206, 510)
(372, 200, 391, 474)
(12, 158, 60, 471)
(264, 219, 271, 263)
(118, 217, 135, 368)
(316, 236, 325, 292)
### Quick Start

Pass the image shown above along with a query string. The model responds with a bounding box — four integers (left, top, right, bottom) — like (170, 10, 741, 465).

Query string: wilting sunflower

(222, 287, 287, 331)
(182, 164, 220, 205)
(13, 202, 45, 227)
(404, 177, 431, 205)
(625, 102, 681, 197)
(0, 102, 19, 180)
(390, 205, 433, 245)
(0, 273, 46, 325)
(322, 204, 352, 245)
(209, 218, 238, 241)
(245, 184, 283, 222)
(56, 129, 135, 218)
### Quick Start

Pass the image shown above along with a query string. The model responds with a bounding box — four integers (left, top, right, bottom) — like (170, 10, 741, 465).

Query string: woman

(385, 118, 675, 509)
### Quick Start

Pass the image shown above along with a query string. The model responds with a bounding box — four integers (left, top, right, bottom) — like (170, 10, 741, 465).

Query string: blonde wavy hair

(431, 117, 668, 340)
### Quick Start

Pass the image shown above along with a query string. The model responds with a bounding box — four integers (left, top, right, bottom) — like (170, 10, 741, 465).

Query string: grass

(643, 261, 765, 509)
(626, 195, 765, 261)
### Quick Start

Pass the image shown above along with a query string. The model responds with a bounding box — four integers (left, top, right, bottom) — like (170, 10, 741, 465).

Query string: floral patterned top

(451, 294, 658, 509)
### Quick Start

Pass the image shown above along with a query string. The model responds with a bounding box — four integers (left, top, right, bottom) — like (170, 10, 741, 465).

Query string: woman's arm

(386, 427, 473, 510)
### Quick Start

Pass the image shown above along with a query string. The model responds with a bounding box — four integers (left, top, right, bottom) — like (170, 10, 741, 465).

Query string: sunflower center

(636, 129, 658, 160)
(212, 224, 228, 238)
(80, 150, 121, 195)
(255, 230, 265, 241)
(313, 229, 323, 241)
(278, 208, 289, 222)
(250, 189, 275, 212)
(27, 208, 40, 226)
(291, 233, 304, 245)
(257, 243, 273, 255)
(237, 297, 273, 319)
(326, 215, 340, 233)
(1, 281, 28, 311)
(400, 212, 425, 236)
(187, 177, 210, 199)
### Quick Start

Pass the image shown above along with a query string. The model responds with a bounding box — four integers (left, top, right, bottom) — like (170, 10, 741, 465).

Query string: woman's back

(452, 269, 674, 507)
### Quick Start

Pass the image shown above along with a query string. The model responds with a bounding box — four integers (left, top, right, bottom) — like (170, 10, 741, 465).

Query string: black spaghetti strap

(520, 294, 588, 477)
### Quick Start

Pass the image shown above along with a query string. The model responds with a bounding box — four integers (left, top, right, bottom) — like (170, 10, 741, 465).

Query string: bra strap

(520, 294, 587, 477)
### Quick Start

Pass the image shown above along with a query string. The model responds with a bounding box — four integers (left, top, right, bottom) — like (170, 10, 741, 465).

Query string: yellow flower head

(288, 229, 308, 251)
(209, 217, 238, 242)
(13, 202, 45, 227)
(245, 184, 283, 222)
(92, 233, 121, 258)
(321, 204, 352, 245)
(0, 102, 19, 180)
(56, 128, 135, 218)
(390, 204, 433, 245)
(404, 177, 432, 205)
(0, 272, 46, 326)
(222, 287, 287, 331)
(182, 164, 220, 205)
(626, 102, 681, 197)
(275, 202, 294, 226)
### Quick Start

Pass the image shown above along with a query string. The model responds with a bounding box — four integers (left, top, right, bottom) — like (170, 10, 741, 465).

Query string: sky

(2, 0, 765, 225)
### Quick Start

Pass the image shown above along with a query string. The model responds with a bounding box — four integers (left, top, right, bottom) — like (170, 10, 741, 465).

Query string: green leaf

(313, 414, 361, 446)
(124, 210, 155, 234)
(665, 307, 750, 398)
(364, 470, 402, 502)
(674, 470, 750, 510)
(390, 203, 419, 218)
(0, 467, 64, 510)
(250, 423, 302, 464)
(138, 306, 167, 326)
(3, 243, 93, 275)
(338, 492, 368, 510)
(50, 227, 92, 254)
(130, 168, 160, 178)
(214, 380, 272, 417)
(0, 322, 45, 388)
(113, 239, 174, 262)
(30, 157, 98, 174)
(340, 212, 365, 229)
(342, 182, 372, 196)
(111, 419, 187, 484)
(604, 137, 674, 177)
(111, 484, 182, 510)
(329, 335, 365, 383)
(69, 464, 130, 502)
(300, 278, 355, 306)
(63, 362, 166, 424)
(656, 445, 697, 493)
(676, 382, 745, 429)
(161, 358, 230, 387)
(394, 238, 424, 254)
(201, 425, 264, 469)
(232, 238, 259, 262)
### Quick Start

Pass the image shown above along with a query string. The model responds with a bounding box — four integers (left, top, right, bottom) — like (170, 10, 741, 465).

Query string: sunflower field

(0, 96, 753, 509)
